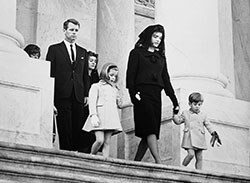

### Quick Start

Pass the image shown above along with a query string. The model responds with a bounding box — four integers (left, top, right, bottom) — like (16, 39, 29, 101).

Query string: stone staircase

(0, 142, 249, 183)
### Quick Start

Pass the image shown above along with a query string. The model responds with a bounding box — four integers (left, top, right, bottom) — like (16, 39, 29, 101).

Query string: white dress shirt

(64, 40, 76, 62)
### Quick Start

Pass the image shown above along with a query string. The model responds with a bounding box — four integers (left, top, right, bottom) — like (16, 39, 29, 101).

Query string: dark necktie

(70, 44, 75, 62)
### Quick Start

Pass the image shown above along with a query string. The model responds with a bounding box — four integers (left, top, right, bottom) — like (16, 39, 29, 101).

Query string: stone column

(155, 0, 234, 98)
(0, 0, 25, 55)
(154, 0, 250, 175)
(96, 0, 134, 158)
(0, 0, 54, 148)
(96, 0, 134, 100)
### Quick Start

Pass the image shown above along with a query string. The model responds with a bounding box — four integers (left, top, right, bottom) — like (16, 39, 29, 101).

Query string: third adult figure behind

(79, 51, 100, 153)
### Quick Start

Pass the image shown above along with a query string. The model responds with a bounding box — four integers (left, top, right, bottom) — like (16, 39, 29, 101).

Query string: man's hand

(53, 106, 58, 116)
(84, 97, 88, 107)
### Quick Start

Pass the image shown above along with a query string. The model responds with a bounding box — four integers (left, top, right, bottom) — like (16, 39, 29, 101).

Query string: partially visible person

(126, 24, 179, 164)
(46, 18, 89, 151)
(82, 63, 123, 157)
(25, 43, 59, 147)
(172, 92, 221, 169)
(87, 51, 99, 85)
(24, 44, 41, 59)
(78, 51, 99, 153)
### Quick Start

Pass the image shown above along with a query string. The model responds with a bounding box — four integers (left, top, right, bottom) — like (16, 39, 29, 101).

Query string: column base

(0, 27, 25, 56)
(172, 71, 234, 98)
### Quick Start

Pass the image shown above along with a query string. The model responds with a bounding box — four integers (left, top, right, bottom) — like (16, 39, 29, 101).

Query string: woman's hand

(129, 89, 140, 104)
(173, 105, 180, 115)
(135, 92, 141, 101)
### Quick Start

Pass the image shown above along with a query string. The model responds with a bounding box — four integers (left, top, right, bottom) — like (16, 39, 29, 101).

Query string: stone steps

(0, 142, 249, 183)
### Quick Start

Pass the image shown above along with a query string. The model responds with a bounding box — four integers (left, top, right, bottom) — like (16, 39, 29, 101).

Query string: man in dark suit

(46, 18, 89, 151)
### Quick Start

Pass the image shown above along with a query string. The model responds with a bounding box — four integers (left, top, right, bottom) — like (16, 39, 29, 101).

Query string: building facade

(0, 0, 249, 176)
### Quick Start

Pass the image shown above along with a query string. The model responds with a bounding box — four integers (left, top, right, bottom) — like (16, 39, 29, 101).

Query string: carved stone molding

(135, 0, 155, 9)
(135, 0, 155, 18)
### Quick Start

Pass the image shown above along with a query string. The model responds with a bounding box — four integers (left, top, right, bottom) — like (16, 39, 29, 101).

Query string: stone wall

(12, 0, 250, 177)
(16, 0, 97, 59)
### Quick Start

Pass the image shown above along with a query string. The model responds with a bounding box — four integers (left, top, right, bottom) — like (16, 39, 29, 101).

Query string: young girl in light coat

(82, 63, 122, 157)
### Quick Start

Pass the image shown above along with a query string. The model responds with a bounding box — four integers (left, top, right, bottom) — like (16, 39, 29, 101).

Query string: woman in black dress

(78, 51, 99, 153)
(126, 24, 179, 163)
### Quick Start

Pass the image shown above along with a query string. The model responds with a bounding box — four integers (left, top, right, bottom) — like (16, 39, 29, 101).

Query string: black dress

(126, 47, 178, 139)
(134, 84, 162, 139)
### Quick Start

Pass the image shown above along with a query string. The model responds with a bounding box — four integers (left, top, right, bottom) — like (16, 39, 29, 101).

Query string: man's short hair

(63, 18, 80, 30)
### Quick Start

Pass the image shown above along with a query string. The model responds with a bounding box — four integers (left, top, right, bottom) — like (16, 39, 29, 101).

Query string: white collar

(64, 40, 76, 61)
(64, 40, 76, 48)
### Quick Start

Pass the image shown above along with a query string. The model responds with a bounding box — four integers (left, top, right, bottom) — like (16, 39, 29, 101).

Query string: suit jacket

(46, 41, 89, 103)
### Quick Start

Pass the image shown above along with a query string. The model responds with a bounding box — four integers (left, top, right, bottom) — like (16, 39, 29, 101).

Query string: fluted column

(0, 0, 26, 56)
(154, 0, 250, 175)
(155, 0, 234, 97)
(96, 0, 135, 159)
(96, 0, 134, 100)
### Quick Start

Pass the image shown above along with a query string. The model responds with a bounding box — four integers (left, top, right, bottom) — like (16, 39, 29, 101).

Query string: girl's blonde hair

(100, 63, 119, 83)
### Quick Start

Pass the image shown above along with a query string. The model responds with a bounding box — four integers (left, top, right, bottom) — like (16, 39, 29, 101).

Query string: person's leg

(134, 138, 148, 161)
(55, 98, 73, 150)
(147, 134, 162, 164)
(182, 149, 195, 166)
(72, 93, 84, 151)
(91, 131, 104, 155)
(102, 131, 113, 158)
(195, 149, 203, 169)
(78, 131, 96, 153)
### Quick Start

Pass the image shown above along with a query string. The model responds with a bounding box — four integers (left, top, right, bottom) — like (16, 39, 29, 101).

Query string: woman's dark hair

(63, 18, 80, 30)
(135, 24, 165, 56)
(87, 51, 98, 69)
(24, 44, 41, 58)
(87, 51, 99, 84)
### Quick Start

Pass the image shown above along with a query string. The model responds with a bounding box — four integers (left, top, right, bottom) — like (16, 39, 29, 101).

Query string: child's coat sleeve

(116, 90, 123, 109)
(203, 114, 214, 134)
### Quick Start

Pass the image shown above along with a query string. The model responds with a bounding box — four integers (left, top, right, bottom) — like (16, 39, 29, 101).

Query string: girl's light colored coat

(82, 81, 122, 134)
